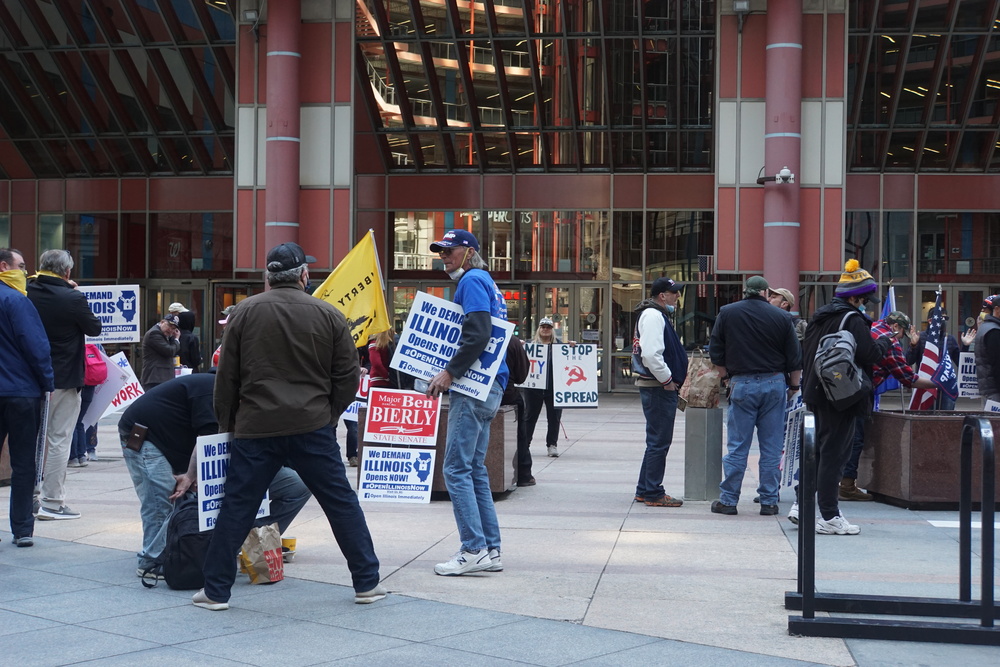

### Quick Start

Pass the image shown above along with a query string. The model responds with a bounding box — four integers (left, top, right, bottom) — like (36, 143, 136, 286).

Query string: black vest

(975, 317, 1000, 400)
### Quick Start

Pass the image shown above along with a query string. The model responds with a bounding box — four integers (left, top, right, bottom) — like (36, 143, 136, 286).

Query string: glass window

(149, 212, 233, 278)
(38, 214, 64, 252)
(65, 214, 118, 280)
(0, 214, 9, 246)
(515, 210, 609, 278)
(883, 211, 913, 281)
(391, 211, 482, 273)
(644, 211, 714, 282)
(845, 211, 879, 275)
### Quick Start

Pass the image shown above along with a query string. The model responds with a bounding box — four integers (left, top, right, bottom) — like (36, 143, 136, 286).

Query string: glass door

(915, 285, 993, 342)
(536, 284, 608, 391)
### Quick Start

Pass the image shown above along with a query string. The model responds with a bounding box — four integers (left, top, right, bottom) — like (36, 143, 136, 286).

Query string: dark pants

(69, 385, 95, 461)
(842, 416, 865, 480)
(344, 419, 358, 459)
(202, 424, 380, 602)
(523, 388, 561, 448)
(811, 402, 857, 521)
(635, 386, 679, 499)
(0, 396, 41, 539)
(514, 391, 532, 481)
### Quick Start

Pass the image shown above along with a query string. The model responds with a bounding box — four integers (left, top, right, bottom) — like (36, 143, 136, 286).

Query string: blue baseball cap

(429, 229, 480, 253)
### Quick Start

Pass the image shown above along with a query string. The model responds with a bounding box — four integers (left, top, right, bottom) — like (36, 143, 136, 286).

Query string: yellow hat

(835, 259, 880, 302)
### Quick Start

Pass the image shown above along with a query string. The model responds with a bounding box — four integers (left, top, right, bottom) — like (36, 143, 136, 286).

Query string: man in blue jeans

(709, 276, 802, 516)
(631, 277, 688, 507)
(426, 229, 509, 576)
(119, 373, 312, 578)
(194, 242, 384, 611)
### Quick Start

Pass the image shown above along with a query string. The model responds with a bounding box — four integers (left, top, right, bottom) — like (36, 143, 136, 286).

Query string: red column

(264, 0, 301, 253)
(762, 0, 802, 310)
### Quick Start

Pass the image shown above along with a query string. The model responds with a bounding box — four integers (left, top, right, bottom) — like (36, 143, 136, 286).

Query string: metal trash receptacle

(684, 407, 723, 501)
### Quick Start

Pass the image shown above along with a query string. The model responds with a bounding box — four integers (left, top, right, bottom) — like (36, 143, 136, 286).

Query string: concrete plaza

(1, 393, 997, 666)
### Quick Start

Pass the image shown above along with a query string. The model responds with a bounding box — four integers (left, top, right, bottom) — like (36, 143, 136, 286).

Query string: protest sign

(97, 353, 145, 420)
(518, 342, 548, 389)
(389, 291, 514, 401)
(781, 392, 805, 488)
(195, 433, 269, 532)
(958, 352, 979, 399)
(363, 388, 440, 446)
(342, 400, 363, 423)
(81, 348, 128, 430)
(551, 344, 599, 408)
(358, 446, 436, 503)
(985, 399, 1000, 413)
(79, 285, 141, 343)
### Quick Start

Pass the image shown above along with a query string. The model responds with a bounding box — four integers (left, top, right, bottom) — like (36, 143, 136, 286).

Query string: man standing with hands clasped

(631, 277, 687, 507)
(709, 276, 801, 517)
(192, 242, 384, 611)
(425, 229, 509, 576)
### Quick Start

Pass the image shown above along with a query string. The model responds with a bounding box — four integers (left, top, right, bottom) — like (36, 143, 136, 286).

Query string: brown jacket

(214, 283, 360, 438)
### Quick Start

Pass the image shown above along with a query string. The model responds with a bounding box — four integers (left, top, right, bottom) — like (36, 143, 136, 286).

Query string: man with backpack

(709, 276, 801, 517)
(800, 260, 893, 536)
(119, 373, 311, 579)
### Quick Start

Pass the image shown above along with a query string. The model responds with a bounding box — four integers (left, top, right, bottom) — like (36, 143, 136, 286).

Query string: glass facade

(357, 1, 715, 172)
(0, 0, 236, 178)
(847, 1, 1000, 172)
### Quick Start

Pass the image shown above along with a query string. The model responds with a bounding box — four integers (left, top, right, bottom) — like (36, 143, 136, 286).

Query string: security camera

(776, 167, 794, 184)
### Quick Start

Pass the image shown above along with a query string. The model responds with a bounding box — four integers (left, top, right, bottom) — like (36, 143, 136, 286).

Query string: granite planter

(858, 410, 1000, 509)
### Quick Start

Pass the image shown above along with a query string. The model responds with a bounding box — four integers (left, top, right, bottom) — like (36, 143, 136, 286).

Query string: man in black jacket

(799, 261, 892, 536)
(27, 249, 102, 521)
(141, 313, 181, 390)
(709, 276, 801, 517)
(975, 294, 1000, 404)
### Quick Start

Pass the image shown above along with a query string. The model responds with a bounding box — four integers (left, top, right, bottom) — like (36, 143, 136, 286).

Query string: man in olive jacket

(193, 242, 383, 612)
(27, 249, 102, 521)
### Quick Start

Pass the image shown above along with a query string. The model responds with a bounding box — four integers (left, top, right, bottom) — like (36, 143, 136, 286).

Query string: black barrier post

(786, 414, 999, 644)
(797, 413, 816, 619)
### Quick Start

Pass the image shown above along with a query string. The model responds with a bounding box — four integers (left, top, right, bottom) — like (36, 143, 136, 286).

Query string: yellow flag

(313, 231, 391, 347)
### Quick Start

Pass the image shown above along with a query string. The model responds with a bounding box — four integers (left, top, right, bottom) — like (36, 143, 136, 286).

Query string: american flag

(874, 285, 899, 409)
(908, 290, 959, 410)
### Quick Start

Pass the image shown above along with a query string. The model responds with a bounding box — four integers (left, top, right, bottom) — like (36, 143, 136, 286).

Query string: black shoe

(759, 504, 779, 516)
(711, 500, 738, 515)
(753, 495, 760, 503)
(518, 477, 536, 487)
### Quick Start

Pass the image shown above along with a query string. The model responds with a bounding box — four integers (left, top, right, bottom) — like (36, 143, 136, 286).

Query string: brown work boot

(839, 477, 873, 501)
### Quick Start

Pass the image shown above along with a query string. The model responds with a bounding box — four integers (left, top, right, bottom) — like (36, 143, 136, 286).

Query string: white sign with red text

(81, 348, 128, 429)
(551, 344, 599, 408)
(96, 353, 145, 419)
(363, 388, 441, 446)
(518, 342, 548, 390)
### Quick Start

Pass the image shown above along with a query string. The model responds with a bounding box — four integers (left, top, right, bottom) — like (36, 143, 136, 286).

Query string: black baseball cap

(651, 277, 683, 296)
(266, 242, 316, 272)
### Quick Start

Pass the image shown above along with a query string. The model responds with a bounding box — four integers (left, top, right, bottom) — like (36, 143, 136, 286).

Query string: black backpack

(506, 336, 530, 385)
(141, 492, 212, 590)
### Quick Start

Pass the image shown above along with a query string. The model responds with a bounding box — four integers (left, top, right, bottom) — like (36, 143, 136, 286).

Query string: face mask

(665, 304, 675, 314)
(858, 304, 866, 312)
(0, 269, 27, 295)
(447, 267, 465, 281)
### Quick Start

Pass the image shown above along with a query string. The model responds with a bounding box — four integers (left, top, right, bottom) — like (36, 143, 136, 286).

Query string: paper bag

(679, 352, 721, 409)
(239, 522, 284, 584)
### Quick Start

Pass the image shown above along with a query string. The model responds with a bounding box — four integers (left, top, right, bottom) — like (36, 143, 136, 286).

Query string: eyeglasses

(437, 248, 456, 258)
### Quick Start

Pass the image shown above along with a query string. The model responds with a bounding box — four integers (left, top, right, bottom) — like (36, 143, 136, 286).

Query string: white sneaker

(485, 548, 503, 572)
(547, 445, 559, 458)
(354, 583, 387, 604)
(192, 588, 229, 611)
(36, 505, 81, 521)
(434, 549, 491, 576)
(788, 502, 799, 525)
(816, 513, 861, 535)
